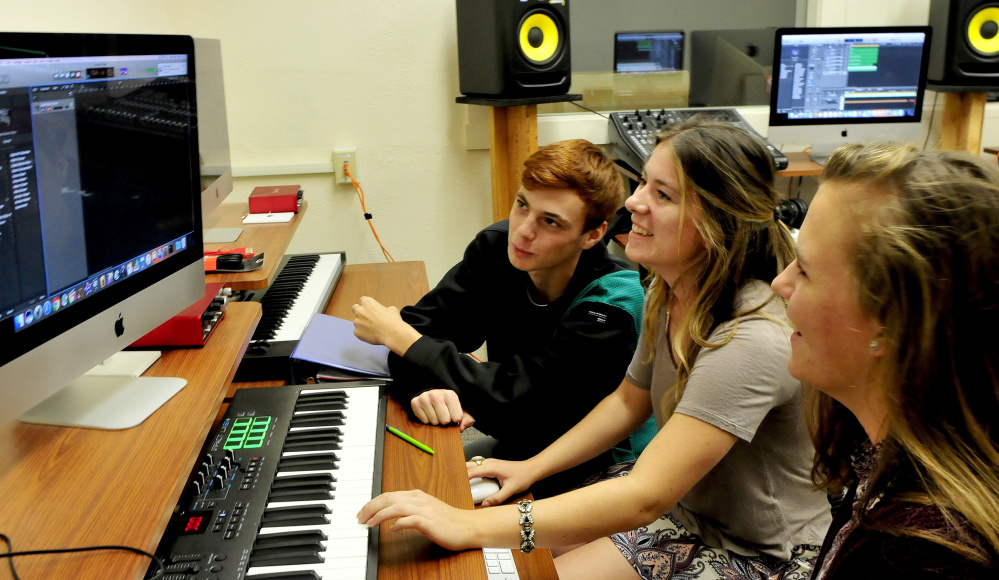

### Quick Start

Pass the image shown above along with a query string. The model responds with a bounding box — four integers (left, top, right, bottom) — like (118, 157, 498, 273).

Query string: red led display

(178, 510, 212, 535)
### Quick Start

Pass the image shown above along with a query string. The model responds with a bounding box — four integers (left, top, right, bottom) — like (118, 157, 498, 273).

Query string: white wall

(2, 1, 173, 33)
(807, 0, 931, 26)
(172, 0, 494, 286)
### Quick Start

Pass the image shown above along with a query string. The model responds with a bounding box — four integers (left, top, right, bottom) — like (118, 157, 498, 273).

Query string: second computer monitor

(689, 28, 775, 107)
(767, 26, 932, 163)
(614, 31, 684, 73)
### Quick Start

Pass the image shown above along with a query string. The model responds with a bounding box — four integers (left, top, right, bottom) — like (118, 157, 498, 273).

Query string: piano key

(249, 549, 325, 567)
(278, 444, 341, 457)
(267, 489, 335, 502)
(261, 505, 332, 526)
(277, 454, 338, 472)
(277, 457, 376, 480)
(246, 574, 323, 580)
(295, 394, 349, 410)
(247, 556, 369, 580)
(296, 390, 349, 403)
(267, 493, 376, 513)
(254, 530, 371, 559)
(290, 412, 345, 429)
(271, 477, 372, 496)
(270, 473, 336, 491)
(253, 526, 368, 558)
(254, 530, 328, 549)
(259, 522, 369, 541)
(245, 572, 322, 580)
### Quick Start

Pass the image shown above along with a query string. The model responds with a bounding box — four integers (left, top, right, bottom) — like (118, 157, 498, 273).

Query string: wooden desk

(204, 200, 307, 291)
(778, 151, 823, 178)
(232, 261, 559, 580)
(0, 301, 261, 580)
(379, 397, 559, 580)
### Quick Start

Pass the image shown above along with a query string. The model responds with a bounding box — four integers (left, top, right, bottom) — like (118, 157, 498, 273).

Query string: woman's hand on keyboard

(357, 489, 490, 552)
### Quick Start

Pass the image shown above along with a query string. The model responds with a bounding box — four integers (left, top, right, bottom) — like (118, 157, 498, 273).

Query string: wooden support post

(489, 104, 538, 223)
(938, 91, 987, 153)
(457, 94, 578, 223)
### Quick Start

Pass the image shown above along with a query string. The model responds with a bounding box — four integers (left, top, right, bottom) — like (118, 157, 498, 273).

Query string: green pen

(385, 424, 436, 455)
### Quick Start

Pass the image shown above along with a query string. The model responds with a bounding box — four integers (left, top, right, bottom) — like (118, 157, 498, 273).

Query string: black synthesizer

(149, 381, 387, 580)
(609, 107, 788, 174)
(233, 252, 346, 382)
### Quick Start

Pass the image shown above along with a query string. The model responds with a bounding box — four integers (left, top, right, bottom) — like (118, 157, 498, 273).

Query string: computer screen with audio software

(767, 26, 931, 163)
(614, 31, 684, 73)
(0, 33, 205, 435)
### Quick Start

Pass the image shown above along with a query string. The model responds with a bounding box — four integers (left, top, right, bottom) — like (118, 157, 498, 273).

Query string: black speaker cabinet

(455, 0, 571, 98)
(928, 0, 999, 88)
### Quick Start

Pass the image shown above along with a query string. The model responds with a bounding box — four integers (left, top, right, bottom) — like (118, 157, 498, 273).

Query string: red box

(129, 283, 227, 348)
(248, 184, 301, 214)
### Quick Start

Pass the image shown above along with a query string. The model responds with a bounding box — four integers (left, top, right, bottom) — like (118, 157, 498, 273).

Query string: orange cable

(344, 164, 394, 262)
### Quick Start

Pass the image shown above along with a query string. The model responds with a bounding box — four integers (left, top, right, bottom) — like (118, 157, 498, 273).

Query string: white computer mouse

(469, 477, 500, 504)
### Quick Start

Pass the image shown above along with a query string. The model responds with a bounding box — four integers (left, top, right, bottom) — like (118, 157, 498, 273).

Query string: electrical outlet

(334, 148, 358, 184)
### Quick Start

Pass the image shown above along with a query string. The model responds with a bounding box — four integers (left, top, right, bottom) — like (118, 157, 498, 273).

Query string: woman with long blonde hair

(772, 142, 999, 577)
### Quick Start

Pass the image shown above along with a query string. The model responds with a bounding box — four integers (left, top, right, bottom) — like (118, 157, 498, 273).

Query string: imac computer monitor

(767, 26, 932, 164)
(614, 31, 684, 73)
(194, 38, 238, 244)
(0, 33, 205, 439)
(689, 28, 775, 107)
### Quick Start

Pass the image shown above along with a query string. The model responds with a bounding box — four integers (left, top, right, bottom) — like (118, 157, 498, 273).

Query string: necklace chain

(526, 285, 548, 307)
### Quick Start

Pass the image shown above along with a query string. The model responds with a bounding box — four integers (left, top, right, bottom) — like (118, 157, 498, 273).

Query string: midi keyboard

(149, 381, 387, 580)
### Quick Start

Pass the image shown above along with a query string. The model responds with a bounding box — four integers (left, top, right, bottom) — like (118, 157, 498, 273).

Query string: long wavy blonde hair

(813, 142, 999, 563)
(642, 118, 796, 414)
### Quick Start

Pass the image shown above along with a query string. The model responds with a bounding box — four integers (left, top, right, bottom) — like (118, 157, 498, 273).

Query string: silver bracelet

(517, 499, 535, 554)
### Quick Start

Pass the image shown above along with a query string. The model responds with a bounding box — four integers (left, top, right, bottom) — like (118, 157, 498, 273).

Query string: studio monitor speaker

(928, 0, 999, 87)
(455, 0, 571, 98)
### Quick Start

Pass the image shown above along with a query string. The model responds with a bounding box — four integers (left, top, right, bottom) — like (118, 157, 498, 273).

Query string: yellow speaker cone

(967, 6, 999, 56)
(519, 12, 560, 64)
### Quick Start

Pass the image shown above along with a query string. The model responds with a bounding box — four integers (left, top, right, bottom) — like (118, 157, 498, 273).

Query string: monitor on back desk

(689, 27, 775, 107)
(0, 32, 205, 451)
(614, 31, 684, 73)
(766, 26, 932, 164)
(195, 37, 239, 244)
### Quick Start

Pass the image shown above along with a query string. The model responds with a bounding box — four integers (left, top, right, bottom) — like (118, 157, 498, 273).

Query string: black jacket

(387, 221, 643, 489)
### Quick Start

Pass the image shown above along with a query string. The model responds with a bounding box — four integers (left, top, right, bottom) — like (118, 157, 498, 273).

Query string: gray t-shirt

(627, 280, 831, 559)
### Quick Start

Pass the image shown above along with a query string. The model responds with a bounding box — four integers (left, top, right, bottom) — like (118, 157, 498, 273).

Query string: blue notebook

(290, 313, 391, 379)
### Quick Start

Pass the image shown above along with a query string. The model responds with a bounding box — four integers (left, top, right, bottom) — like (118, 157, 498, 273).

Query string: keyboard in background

(232, 251, 345, 382)
(609, 107, 788, 175)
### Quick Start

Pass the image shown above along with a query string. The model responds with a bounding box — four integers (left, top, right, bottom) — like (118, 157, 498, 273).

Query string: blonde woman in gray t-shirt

(358, 119, 832, 580)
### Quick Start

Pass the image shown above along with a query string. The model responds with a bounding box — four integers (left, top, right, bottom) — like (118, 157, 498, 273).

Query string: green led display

(223, 416, 272, 450)
(245, 416, 272, 449)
